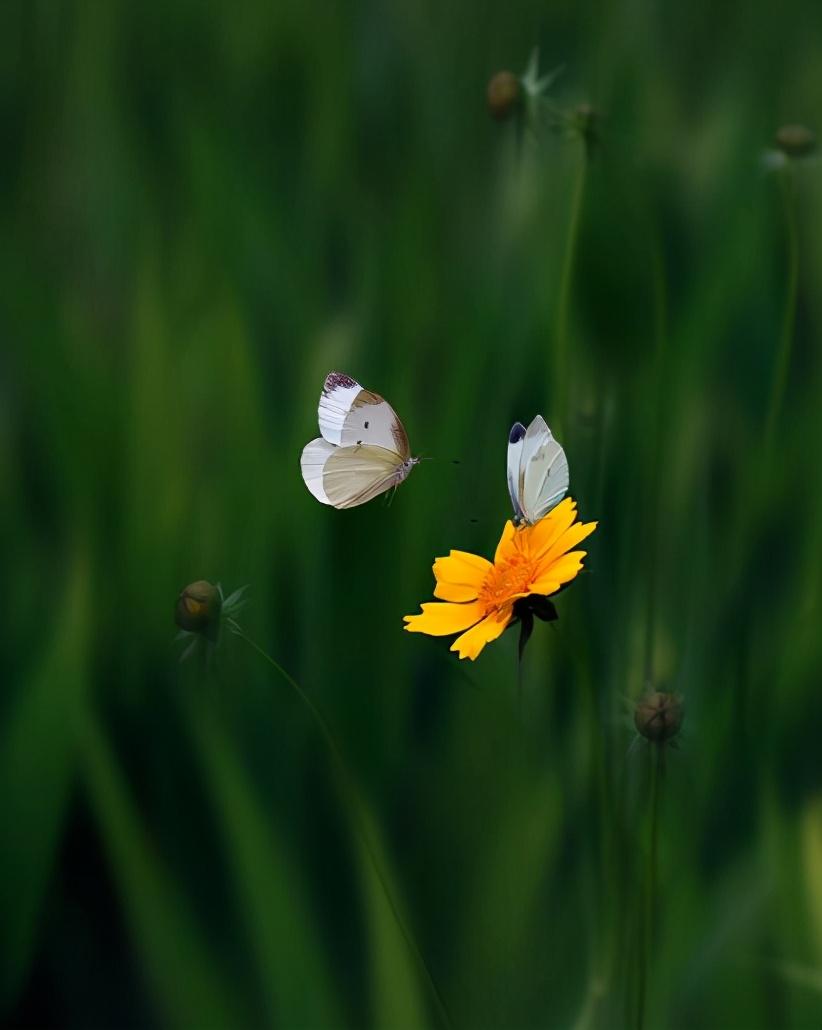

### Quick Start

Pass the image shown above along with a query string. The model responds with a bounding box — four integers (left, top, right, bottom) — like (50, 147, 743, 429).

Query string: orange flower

(403, 498, 597, 660)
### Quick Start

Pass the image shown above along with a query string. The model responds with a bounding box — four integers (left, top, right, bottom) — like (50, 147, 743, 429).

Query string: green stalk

(763, 166, 799, 467)
(637, 745, 663, 1030)
(643, 238, 669, 686)
(554, 144, 588, 435)
(726, 164, 800, 679)
(227, 618, 453, 1030)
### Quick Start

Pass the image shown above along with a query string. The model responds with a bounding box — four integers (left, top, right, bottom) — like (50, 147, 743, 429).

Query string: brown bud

(487, 71, 522, 122)
(175, 580, 222, 641)
(634, 692, 684, 744)
(775, 124, 816, 159)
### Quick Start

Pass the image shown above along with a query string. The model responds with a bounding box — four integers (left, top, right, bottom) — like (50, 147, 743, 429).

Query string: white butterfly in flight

(506, 415, 569, 526)
(301, 372, 419, 509)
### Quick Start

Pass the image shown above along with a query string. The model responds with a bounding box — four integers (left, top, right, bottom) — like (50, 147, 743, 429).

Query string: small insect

(301, 372, 419, 509)
(506, 415, 569, 526)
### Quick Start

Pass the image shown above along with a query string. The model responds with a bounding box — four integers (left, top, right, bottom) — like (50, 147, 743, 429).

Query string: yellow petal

(443, 549, 492, 574)
(523, 498, 578, 559)
(403, 600, 485, 636)
(494, 520, 517, 564)
(434, 581, 478, 602)
(432, 551, 491, 601)
(530, 551, 587, 594)
(539, 520, 597, 568)
(450, 607, 513, 660)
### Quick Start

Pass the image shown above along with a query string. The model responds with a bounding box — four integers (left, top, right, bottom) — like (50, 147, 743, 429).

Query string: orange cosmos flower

(403, 498, 597, 660)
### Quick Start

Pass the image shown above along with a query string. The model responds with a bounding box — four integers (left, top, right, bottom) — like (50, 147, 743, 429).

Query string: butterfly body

(301, 372, 418, 509)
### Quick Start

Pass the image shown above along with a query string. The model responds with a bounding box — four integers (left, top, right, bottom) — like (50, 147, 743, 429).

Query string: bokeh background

(3, 1, 822, 1027)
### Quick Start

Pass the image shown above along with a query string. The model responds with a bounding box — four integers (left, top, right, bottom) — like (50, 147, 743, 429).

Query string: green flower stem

(554, 144, 588, 435)
(643, 236, 670, 685)
(763, 167, 799, 467)
(636, 744, 663, 1030)
(227, 618, 453, 1030)
(726, 165, 800, 679)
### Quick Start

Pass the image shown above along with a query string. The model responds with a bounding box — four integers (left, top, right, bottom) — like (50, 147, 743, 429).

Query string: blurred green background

(2, 1, 822, 1027)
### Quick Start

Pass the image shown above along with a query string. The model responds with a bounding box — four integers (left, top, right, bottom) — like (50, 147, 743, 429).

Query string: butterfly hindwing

(322, 445, 406, 508)
(300, 438, 337, 505)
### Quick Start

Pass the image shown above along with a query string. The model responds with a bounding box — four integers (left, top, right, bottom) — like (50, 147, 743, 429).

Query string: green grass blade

(355, 806, 430, 1030)
(0, 556, 91, 1010)
(187, 701, 346, 1029)
(80, 711, 247, 1030)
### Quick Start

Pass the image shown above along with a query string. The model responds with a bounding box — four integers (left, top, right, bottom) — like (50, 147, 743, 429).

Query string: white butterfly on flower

(506, 415, 569, 526)
(300, 372, 419, 509)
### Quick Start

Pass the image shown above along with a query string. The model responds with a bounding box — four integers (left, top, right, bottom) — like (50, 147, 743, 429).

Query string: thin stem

(516, 644, 524, 722)
(227, 619, 453, 1030)
(763, 167, 799, 467)
(637, 745, 663, 1030)
(643, 238, 669, 686)
(579, 636, 609, 1007)
(554, 144, 588, 435)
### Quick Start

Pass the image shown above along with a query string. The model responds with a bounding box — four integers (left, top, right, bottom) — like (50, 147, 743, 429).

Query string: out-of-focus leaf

(771, 959, 822, 996)
(355, 805, 430, 1030)
(187, 702, 345, 1029)
(453, 770, 562, 1023)
(80, 712, 247, 1030)
(0, 556, 90, 1011)
(801, 794, 822, 964)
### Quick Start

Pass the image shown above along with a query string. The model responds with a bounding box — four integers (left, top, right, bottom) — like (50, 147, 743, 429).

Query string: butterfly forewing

(507, 422, 527, 521)
(319, 372, 410, 458)
(317, 373, 362, 445)
(526, 444, 569, 521)
(521, 417, 569, 522)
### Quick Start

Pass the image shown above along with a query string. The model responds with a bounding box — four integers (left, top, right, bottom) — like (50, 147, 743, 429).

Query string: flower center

(479, 554, 535, 612)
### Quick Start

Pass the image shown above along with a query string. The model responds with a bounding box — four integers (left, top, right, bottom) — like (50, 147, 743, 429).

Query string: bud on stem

(486, 71, 522, 122)
(175, 580, 222, 642)
(775, 124, 816, 160)
(634, 691, 684, 744)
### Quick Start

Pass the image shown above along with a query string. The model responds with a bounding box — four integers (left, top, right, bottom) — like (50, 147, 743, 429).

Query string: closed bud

(775, 124, 816, 160)
(634, 691, 683, 744)
(487, 71, 522, 122)
(175, 580, 222, 641)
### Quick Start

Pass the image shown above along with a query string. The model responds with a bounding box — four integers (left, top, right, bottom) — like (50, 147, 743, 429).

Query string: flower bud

(634, 691, 683, 744)
(487, 71, 522, 122)
(775, 124, 816, 160)
(175, 580, 222, 641)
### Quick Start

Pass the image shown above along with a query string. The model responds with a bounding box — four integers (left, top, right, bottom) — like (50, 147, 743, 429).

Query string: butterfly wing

(300, 438, 337, 505)
(318, 372, 411, 458)
(507, 422, 527, 521)
(300, 439, 406, 509)
(519, 415, 569, 524)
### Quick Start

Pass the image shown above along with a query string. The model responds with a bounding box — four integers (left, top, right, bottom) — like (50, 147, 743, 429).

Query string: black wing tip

(323, 371, 358, 393)
(509, 422, 527, 444)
